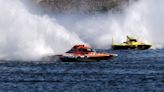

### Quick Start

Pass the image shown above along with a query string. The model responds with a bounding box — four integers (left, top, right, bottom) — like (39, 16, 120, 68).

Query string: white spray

(54, 0, 164, 49)
(0, 0, 83, 60)
(0, 0, 164, 60)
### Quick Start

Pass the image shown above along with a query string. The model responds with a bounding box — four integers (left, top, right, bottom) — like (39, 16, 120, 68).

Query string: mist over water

(0, 0, 164, 60)
(56, 0, 164, 48)
(121, 0, 164, 49)
(54, 0, 164, 49)
(0, 0, 83, 60)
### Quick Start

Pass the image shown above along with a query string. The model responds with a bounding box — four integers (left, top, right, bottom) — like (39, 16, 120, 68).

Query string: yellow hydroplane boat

(112, 36, 152, 50)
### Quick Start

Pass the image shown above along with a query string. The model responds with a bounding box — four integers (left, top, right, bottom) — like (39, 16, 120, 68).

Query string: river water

(0, 49, 163, 92)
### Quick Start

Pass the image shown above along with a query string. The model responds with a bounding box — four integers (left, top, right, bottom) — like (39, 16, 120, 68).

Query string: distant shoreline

(37, 0, 135, 13)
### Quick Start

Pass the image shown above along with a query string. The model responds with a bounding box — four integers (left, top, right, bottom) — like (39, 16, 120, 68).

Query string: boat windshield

(127, 36, 137, 42)
(129, 39, 137, 42)
(79, 48, 95, 52)
(66, 48, 95, 53)
(87, 48, 95, 52)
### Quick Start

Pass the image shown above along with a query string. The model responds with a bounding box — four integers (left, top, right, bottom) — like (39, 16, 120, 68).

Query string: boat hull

(43, 44, 118, 62)
(60, 54, 117, 62)
(112, 45, 151, 50)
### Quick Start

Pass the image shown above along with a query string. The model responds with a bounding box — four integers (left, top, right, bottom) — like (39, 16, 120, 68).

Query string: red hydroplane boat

(46, 45, 117, 62)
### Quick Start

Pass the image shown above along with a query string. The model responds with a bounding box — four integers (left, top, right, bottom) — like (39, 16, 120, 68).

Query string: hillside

(37, 0, 135, 13)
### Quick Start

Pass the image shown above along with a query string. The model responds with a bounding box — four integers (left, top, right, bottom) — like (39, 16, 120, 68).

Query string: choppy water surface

(0, 49, 164, 92)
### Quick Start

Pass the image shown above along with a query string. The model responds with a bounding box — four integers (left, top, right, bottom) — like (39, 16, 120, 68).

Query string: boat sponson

(60, 54, 116, 62)
(112, 44, 151, 50)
